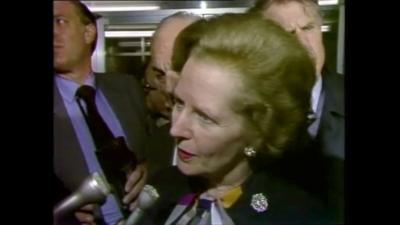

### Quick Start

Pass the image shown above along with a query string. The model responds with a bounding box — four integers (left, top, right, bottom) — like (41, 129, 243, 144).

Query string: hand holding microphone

(54, 172, 111, 220)
(54, 170, 160, 225)
(125, 184, 160, 225)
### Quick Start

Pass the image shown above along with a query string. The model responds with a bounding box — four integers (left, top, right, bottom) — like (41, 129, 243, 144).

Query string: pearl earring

(244, 146, 257, 157)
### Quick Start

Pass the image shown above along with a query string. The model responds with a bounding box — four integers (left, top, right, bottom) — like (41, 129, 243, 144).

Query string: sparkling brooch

(250, 193, 268, 212)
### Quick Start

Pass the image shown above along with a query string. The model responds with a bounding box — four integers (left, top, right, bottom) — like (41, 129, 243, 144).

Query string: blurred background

(82, 0, 345, 80)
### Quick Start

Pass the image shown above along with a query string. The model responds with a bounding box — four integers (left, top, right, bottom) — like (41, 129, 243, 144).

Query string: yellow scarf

(219, 186, 243, 208)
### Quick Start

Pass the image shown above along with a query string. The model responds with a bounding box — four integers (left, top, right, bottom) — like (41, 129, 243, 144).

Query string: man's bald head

(144, 12, 201, 118)
(151, 12, 201, 77)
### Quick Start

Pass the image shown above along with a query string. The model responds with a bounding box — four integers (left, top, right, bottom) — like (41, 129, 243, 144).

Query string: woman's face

(170, 56, 250, 180)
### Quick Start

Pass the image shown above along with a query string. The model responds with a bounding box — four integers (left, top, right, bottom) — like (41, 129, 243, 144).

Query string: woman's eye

(173, 100, 184, 111)
(196, 112, 214, 124)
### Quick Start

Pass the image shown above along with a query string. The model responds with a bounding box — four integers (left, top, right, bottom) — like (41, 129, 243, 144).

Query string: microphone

(54, 172, 111, 219)
(125, 185, 160, 225)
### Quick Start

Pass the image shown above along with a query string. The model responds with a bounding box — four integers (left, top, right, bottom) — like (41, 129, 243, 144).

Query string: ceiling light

(318, 0, 339, 5)
(200, 1, 207, 9)
(105, 31, 155, 38)
(321, 25, 331, 32)
(87, 6, 160, 12)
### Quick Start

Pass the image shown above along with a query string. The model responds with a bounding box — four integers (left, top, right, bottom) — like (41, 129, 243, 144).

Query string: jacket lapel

(321, 69, 344, 119)
(53, 85, 89, 190)
(96, 74, 147, 160)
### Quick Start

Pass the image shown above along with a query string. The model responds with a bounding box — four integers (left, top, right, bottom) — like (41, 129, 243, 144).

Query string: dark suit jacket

(146, 119, 175, 178)
(277, 69, 344, 222)
(54, 73, 151, 222)
(313, 68, 344, 221)
(317, 68, 345, 160)
(237, 70, 345, 223)
(142, 167, 331, 225)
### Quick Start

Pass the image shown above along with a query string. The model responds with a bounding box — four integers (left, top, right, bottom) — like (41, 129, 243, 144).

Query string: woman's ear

(166, 70, 180, 94)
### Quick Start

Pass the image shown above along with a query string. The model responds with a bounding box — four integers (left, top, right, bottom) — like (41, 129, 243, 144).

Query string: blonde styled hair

(172, 13, 315, 157)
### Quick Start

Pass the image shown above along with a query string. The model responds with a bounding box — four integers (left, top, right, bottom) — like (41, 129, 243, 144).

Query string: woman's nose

(170, 111, 191, 139)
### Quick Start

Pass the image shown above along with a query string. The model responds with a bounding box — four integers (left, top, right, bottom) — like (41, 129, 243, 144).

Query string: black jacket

(142, 166, 332, 225)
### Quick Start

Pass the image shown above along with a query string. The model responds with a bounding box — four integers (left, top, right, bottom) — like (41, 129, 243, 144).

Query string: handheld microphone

(54, 172, 111, 219)
(125, 185, 160, 225)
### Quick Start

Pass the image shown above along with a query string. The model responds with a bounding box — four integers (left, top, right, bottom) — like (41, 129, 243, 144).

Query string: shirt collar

(54, 73, 95, 103)
(311, 73, 323, 113)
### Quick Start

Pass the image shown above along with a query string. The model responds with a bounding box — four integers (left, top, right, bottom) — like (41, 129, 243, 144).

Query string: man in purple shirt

(54, 1, 150, 224)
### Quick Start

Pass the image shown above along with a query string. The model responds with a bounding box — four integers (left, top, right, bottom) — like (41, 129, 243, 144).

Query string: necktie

(75, 85, 137, 217)
(75, 85, 114, 149)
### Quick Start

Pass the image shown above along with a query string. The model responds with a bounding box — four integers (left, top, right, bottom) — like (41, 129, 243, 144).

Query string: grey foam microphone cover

(125, 185, 160, 225)
(54, 172, 111, 218)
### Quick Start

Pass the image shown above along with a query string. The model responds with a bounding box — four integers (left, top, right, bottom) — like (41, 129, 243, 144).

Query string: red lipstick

(177, 148, 196, 161)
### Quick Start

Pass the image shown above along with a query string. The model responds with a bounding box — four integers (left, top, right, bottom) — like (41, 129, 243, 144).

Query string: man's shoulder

(95, 72, 142, 89)
(95, 72, 138, 81)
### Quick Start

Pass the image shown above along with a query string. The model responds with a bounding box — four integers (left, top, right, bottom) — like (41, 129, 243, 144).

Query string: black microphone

(54, 172, 111, 219)
(125, 185, 160, 225)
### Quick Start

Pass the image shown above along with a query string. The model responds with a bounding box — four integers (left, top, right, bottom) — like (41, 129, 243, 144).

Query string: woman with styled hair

(143, 13, 329, 225)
